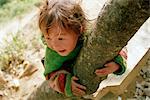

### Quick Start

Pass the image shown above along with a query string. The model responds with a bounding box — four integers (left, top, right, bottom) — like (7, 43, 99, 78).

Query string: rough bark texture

(28, 81, 85, 100)
(28, 0, 149, 99)
(74, 0, 149, 94)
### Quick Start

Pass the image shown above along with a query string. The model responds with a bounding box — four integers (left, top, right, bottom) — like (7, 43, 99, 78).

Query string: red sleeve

(46, 70, 73, 96)
(57, 73, 66, 93)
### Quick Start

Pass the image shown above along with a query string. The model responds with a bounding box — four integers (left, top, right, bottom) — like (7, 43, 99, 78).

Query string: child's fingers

(104, 62, 115, 67)
(72, 76, 79, 81)
(104, 62, 120, 71)
(72, 87, 86, 96)
(95, 62, 120, 76)
(72, 76, 86, 90)
(72, 80, 86, 90)
(71, 76, 87, 96)
(72, 82, 86, 96)
(73, 92, 81, 96)
(95, 68, 110, 76)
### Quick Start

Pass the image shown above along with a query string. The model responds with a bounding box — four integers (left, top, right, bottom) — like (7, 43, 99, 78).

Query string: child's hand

(48, 74, 62, 93)
(71, 76, 86, 96)
(95, 62, 119, 76)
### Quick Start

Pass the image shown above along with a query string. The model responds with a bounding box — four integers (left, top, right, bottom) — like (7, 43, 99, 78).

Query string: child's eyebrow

(57, 32, 66, 36)
(60, 33, 65, 35)
(57, 33, 65, 38)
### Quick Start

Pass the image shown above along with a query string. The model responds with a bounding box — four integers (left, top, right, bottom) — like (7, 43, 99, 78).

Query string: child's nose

(51, 40, 60, 50)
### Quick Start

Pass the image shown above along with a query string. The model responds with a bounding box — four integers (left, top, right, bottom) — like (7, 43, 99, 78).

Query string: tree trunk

(28, 0, 149, 99)
(74, 0, 149, 94)
(28, 81, 85, 100)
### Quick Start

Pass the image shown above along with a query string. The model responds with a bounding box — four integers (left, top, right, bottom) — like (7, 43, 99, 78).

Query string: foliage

(0, 33, 27, 71)
(0, 0, 10, 6)
(0, 0, 40, 23)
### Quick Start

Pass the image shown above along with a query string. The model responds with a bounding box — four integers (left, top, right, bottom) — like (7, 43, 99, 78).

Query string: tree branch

(74, 0, 149, 94)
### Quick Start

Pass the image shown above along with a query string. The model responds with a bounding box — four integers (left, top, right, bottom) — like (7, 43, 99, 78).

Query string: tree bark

(28, 0, 149, 99)
(74, 0, 149, 94)
(28, 81, 85, 100)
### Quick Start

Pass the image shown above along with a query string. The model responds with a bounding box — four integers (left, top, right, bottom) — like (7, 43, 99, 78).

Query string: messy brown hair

(39, 0, 86, 35)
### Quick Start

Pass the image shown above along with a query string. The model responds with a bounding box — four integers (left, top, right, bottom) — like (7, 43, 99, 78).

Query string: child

(39, 0, 127, 97)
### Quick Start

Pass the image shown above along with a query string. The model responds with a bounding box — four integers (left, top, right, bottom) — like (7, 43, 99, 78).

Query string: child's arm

(43, 47, 86, 96)
(47, 70, 86, 96)
(95, 47, 127, 76)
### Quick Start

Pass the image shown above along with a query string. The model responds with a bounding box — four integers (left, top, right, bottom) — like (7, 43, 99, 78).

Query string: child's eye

(46, 37, 51, 40)
(58, 38, 63, 40)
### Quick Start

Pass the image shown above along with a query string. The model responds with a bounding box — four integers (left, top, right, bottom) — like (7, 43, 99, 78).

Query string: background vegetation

(0, 33, 27, 71)
(0, 0, 43, 72)
(0, 0, 40, 23)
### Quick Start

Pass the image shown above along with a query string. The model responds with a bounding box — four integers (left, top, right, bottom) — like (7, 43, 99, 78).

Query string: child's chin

(58, 52, 69, 56)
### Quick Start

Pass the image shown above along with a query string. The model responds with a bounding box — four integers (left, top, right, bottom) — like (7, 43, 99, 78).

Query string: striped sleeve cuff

(65, 73, 73, 97)
(113, 55, 127, 75)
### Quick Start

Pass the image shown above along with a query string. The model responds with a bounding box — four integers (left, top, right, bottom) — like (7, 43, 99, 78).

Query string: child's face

(44, 25, 79, 56)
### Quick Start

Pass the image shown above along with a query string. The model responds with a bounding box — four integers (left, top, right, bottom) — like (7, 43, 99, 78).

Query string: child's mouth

(59, 50, 66, 53)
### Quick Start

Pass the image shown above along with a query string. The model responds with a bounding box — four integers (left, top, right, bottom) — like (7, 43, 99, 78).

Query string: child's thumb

(104, 63, 109, 67)
(72, 76, 78, 81)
